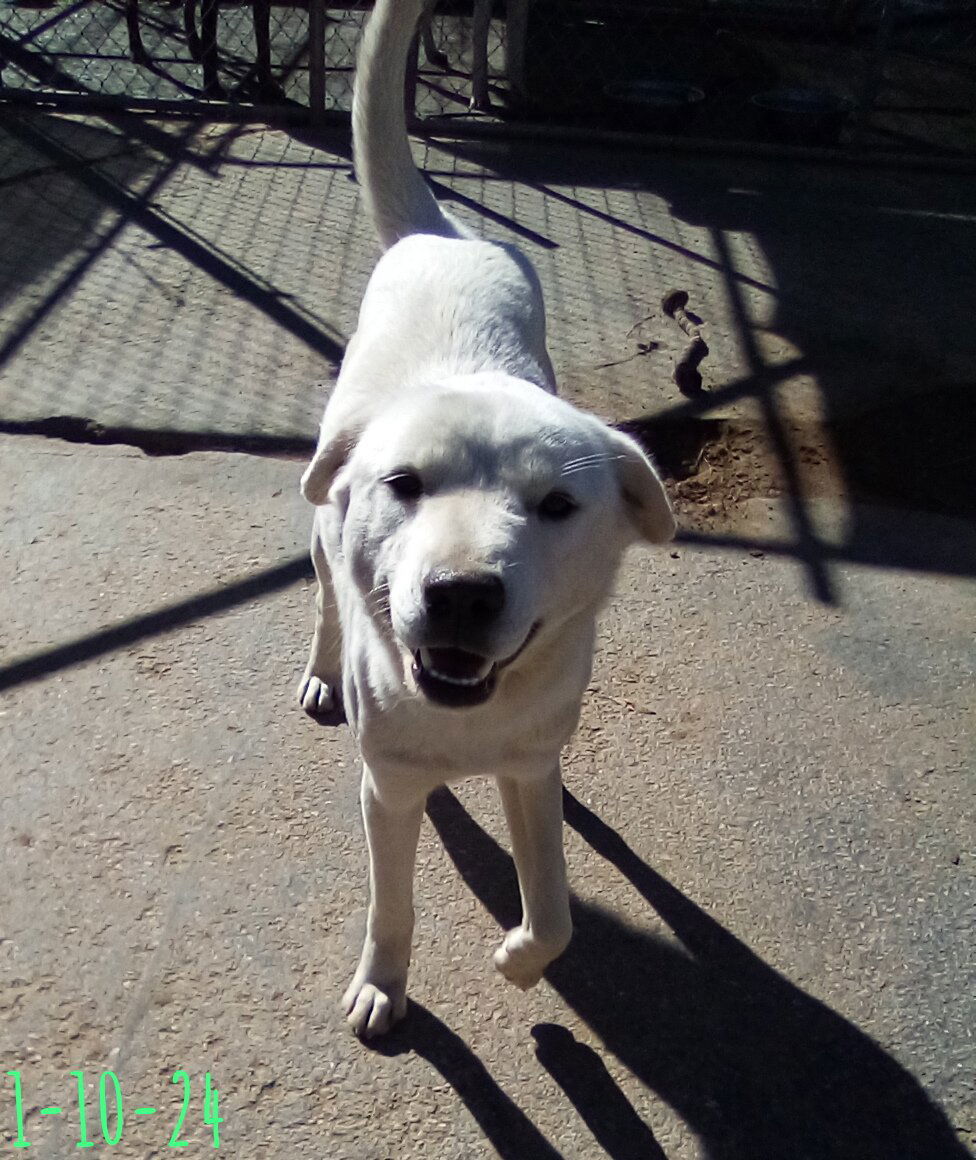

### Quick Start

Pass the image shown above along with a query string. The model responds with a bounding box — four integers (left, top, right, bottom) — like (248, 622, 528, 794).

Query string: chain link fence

(1, 0, 333, 110)
(2, 1, 974, 157)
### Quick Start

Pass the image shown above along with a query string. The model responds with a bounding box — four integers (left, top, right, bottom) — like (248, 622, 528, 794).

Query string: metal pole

(852, 0, 897, 147)
(308, 0, 326, 124)
(405, 28, 420, 127)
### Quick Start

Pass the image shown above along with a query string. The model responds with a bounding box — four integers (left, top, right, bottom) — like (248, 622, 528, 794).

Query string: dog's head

(302, 376, 674, 709)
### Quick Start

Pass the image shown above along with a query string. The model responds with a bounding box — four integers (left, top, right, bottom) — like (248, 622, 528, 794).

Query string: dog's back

(320, 0, 557, 426)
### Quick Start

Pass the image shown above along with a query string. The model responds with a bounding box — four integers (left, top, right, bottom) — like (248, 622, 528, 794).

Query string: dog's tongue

(421, 648, 492, 682)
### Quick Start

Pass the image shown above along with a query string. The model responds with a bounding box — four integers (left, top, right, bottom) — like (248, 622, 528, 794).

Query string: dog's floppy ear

(300, 428, 357, 505)
(605, 427, 676, 544)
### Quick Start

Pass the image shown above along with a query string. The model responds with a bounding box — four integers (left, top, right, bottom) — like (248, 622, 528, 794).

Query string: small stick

(662, 289, 709, 396)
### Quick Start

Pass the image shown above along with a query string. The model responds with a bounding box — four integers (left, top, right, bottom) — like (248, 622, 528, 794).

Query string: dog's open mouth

(411, 624, 540, 709)
(413, 647, 497, 708)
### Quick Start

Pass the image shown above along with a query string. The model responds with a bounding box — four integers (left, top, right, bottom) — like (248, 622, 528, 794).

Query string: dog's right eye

(537, 490, 578, 521)
(383, 470, 424, 500)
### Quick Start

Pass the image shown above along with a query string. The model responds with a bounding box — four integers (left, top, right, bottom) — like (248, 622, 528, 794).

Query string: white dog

(298, 0, 675, 1038)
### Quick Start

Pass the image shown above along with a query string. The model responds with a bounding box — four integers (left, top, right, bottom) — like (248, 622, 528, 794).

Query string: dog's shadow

(372, 1002, 564, 1160)
(395, 786, 967, 1160)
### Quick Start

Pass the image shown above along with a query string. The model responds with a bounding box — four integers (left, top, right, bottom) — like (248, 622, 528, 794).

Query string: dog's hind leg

(494, 768, 573, 989)
(343, 770, 425, 1037)
(297, 529, 342, 718)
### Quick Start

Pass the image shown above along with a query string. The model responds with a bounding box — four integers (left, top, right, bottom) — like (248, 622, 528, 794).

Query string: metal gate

(2, 1, 974, 159)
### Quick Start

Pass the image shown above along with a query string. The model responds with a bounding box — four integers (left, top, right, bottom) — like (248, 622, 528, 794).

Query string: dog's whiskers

(364, 582, 392, 619)
(559, 452, 623, 478)
(561, 454, 602, 470)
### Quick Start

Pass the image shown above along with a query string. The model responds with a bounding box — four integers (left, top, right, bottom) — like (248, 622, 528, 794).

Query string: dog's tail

(353, 0, 463, 249)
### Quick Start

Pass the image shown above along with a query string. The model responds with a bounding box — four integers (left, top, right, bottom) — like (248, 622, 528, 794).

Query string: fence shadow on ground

(0, 554, 312, 694)
(0, 111, 346, 387)
(0, 114, 167, 332)
(428, 134, 976, 595)
(419, 786, 968, 1160)
(2, 108, 974, 611)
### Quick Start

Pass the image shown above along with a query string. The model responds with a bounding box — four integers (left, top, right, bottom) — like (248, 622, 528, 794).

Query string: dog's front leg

(494, 766, 573, 989)
(298, 529, 342, 717)
(343, 767, 424, 1037)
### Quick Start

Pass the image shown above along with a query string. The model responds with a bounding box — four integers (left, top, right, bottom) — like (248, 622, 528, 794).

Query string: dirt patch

(625, 414, 840, 535)
(665, 422, 789, 535)
(626, 383, 975, 535)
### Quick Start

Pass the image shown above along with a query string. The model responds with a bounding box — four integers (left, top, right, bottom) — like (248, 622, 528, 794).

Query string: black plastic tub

(751, 88, 855, 145)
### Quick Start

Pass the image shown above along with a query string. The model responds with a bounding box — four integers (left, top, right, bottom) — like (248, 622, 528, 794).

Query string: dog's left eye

(537, 490, 578, 521)
(383, 470, 424, 500)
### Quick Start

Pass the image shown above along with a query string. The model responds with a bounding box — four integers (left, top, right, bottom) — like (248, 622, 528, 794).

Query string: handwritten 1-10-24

(4, 1069, 221, 1149)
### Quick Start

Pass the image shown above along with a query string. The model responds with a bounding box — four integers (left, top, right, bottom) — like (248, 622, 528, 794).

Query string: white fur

(299, 0, 675, 1038)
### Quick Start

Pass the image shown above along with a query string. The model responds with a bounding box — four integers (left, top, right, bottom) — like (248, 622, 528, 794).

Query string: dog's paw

(493, 926, 570, 991)
(342, 975, 407, 1039)
(297, 674, 340, 718)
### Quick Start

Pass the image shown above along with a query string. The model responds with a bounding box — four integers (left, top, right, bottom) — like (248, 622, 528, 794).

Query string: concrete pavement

(3, 110, 976, 443)
(0, 103, 974, 1158)
(0, 438, 972, 1158)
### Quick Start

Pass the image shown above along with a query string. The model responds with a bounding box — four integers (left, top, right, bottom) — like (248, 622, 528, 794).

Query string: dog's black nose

(423, 574, 505, 627)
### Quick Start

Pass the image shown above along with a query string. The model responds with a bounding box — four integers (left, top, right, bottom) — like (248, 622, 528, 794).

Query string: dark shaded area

(619, 416, 728, 483)
(512, 1, 976, 155)
(0, 113, 165, 319)
(0, 554, 312, 693)
(0, 414, 315, 458)
(532, 1023, 668, 1160)
(676, 508, 976, 580)
(516, 0, 774, 126)
(628, 383, 976, 521)
(834, 383, 975, 518)
(369, 1002, 564, 1160)
(0, 111, 345, 373)
(426, 786, 969, 1160)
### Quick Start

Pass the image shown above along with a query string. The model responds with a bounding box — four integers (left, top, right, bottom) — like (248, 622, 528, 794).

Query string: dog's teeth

(427, 668, 484, 687)
(418, 649, 494, 686)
